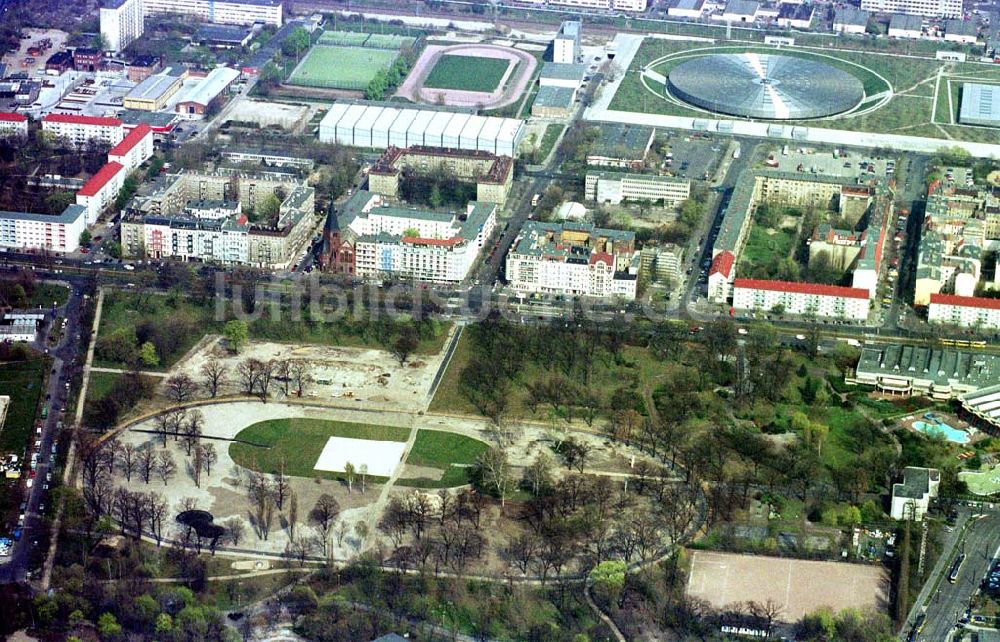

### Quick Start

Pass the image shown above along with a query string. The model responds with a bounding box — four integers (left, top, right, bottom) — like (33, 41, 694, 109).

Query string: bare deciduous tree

(138, 447, 156, 484)
(165, 373, 197, 403)
(200, 357, 227, 398)
(156, 450, 176, 486)
(308, 493, 340, 557)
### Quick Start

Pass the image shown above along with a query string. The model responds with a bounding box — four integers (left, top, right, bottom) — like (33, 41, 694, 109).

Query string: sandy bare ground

(686, 550, 890, 621)
(168, 333, 453, 413)
(395, 43, 537, 109)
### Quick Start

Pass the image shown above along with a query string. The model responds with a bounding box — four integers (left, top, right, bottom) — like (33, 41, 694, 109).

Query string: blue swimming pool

(913, 420, 969, 444)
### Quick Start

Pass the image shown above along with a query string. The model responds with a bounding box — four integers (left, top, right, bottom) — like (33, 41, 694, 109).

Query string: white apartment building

(100, 0, 145, 53)
(732, 279, 871, 321)
(0, 112, 28, 138)
(76, 162, 125, 224)
(107, 123, 153, 171)
(505, 221, 639, 300)
(338, 194, 497, 283)
(863, 0, 959, 18)
(141, 214, 250, 264)
(585, 171, 691, 205)
(550, 0, 648, 8)
(553, 21, 581, 64)
(928, 293, 1000, 330)
(143, 0, 282, 26)
(42, 114, 124, 148)
(708, 250, 736, 303)
(0, 205, 87, 253)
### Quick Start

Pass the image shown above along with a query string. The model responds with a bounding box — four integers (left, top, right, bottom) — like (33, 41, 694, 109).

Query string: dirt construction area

(170, 333, 455, 412)
(686, 550, 889, 621)
(395, 43, 537, 109)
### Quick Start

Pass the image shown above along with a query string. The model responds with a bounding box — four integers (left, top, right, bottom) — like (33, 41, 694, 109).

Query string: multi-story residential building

(76, 162, 125, 224)
(506, 221, 639, 300)
(928, 293, 1000, 330)
(0, 205, 87, 253)
(640, 244, 684, 285)
(0, 112, 28, 138)
(732, 279, 871, 321)
(101, 0, 145, 52)
(367, 146, 514, 205)
(121, 171, 315, 269)
(585, 170, 691, 205)
(549, 0, 647, 8)
(143, 0, 282, 26)
(221, 148, 314, 170)
(553, 21, 581, 64)
(42, 114, 124, 148)
(864, 0, 960, 18)
(322, 191, 496, 283)
(708, 168, 890, 303)
(107, 123, 153, 171)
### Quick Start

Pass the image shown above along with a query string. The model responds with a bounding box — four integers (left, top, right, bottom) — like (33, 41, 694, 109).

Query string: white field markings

(948, 78, 955, 125)
(930, 69, 942, 124)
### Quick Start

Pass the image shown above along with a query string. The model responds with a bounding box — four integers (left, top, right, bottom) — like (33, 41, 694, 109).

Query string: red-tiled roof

(0, 112, 27, 122)
(78, 162, 124, 197)
(43, 113, 122, 127)
(589, 251, 614, 267)
(109, 123, 151, 158)
(709, 250, 735, 278)
(930, 293, 1000, 311)
(401, 236, 461, 247)
(734, 278, 870, 300)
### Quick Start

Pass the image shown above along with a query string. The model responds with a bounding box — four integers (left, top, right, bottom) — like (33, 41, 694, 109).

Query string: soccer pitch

(423, 54, 511, 92)
(288, 45, 399, 90)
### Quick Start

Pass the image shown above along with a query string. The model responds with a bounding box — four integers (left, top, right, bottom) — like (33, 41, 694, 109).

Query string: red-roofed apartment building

(76, 162, 125, 224)
(732, 278, 871, 321)
(707, 250, 735, 303)
(0, 112, 28, 138)
(108, 124, 153, 171)
(42, 113, 123, 148)
(928, 293, 1000, 330)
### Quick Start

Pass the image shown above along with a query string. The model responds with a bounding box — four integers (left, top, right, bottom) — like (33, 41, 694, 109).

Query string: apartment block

(101, 0, 145, 53)
(506, 221, 639, 300)
(732, 279, 871, 321)
(928, 293, 1000, 330)
(107, 123, 154, 171)
(367, 145, 513, 206)
(863, 0, 960, 18)
(0, 205, 87, 253)
(143, 0, 282, 26)
(0, 112, 28, 138)
(76, 162, 125, 224)
(42, 114, 124, 148)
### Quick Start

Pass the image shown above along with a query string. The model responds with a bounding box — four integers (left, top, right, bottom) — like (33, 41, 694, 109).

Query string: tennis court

(288, 45, 399, 90)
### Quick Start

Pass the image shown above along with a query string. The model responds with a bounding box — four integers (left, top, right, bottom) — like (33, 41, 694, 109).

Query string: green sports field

(423, 54, 511, 92)
(288, 45, 399, 90)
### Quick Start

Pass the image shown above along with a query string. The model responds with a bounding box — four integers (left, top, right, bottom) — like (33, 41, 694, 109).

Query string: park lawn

(87, 371, 124, 402)
(959, 465, 1000, 496)
(0, 357, 48, 517)
(96, 290, 218, 370)
(29, 283, 69, 308)
(537, 123, 565, 160)
(430, 331, 667, 421)
(289, 45, 398, 90)
(398, 429, 488, 488)
(739, 225, 796, 275)
(424, 54, 511, 92)
(229, 417, 409, 481)
(248, 316, 452, 355)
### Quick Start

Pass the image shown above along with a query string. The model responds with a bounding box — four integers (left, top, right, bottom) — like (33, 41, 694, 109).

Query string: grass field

(28, 283, 69, 308)
(318, 30, 370, 46)
(959, 466, 1000, 496)
(288, 45, 399, 90)
(398, 430, 488, 488)
(230, 419, 487, 488)
(609, 38, 999, 144)
(230, 418, 409, 481)
(0, 357, 47, 517)
(424, 54, 511, 92)
(739, 224, 797, 276)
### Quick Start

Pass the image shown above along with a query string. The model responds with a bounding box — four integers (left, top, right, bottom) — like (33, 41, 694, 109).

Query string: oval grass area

(230, 418, 409, 483)
(229, 418, 488, 488)
(396, 430, 490, 489)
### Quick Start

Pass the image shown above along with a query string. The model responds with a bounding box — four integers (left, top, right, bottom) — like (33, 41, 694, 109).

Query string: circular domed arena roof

(667, 52, 865, 120)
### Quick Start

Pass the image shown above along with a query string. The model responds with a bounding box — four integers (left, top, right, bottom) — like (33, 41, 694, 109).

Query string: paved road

(905, 511, 1000, 642)
(0, 282, 85, 582)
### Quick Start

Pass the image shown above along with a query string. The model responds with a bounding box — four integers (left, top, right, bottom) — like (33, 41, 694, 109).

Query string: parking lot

(665, 133, 724, 181)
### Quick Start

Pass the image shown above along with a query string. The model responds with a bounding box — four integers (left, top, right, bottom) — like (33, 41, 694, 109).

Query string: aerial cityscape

(0, 0, 999, 640)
